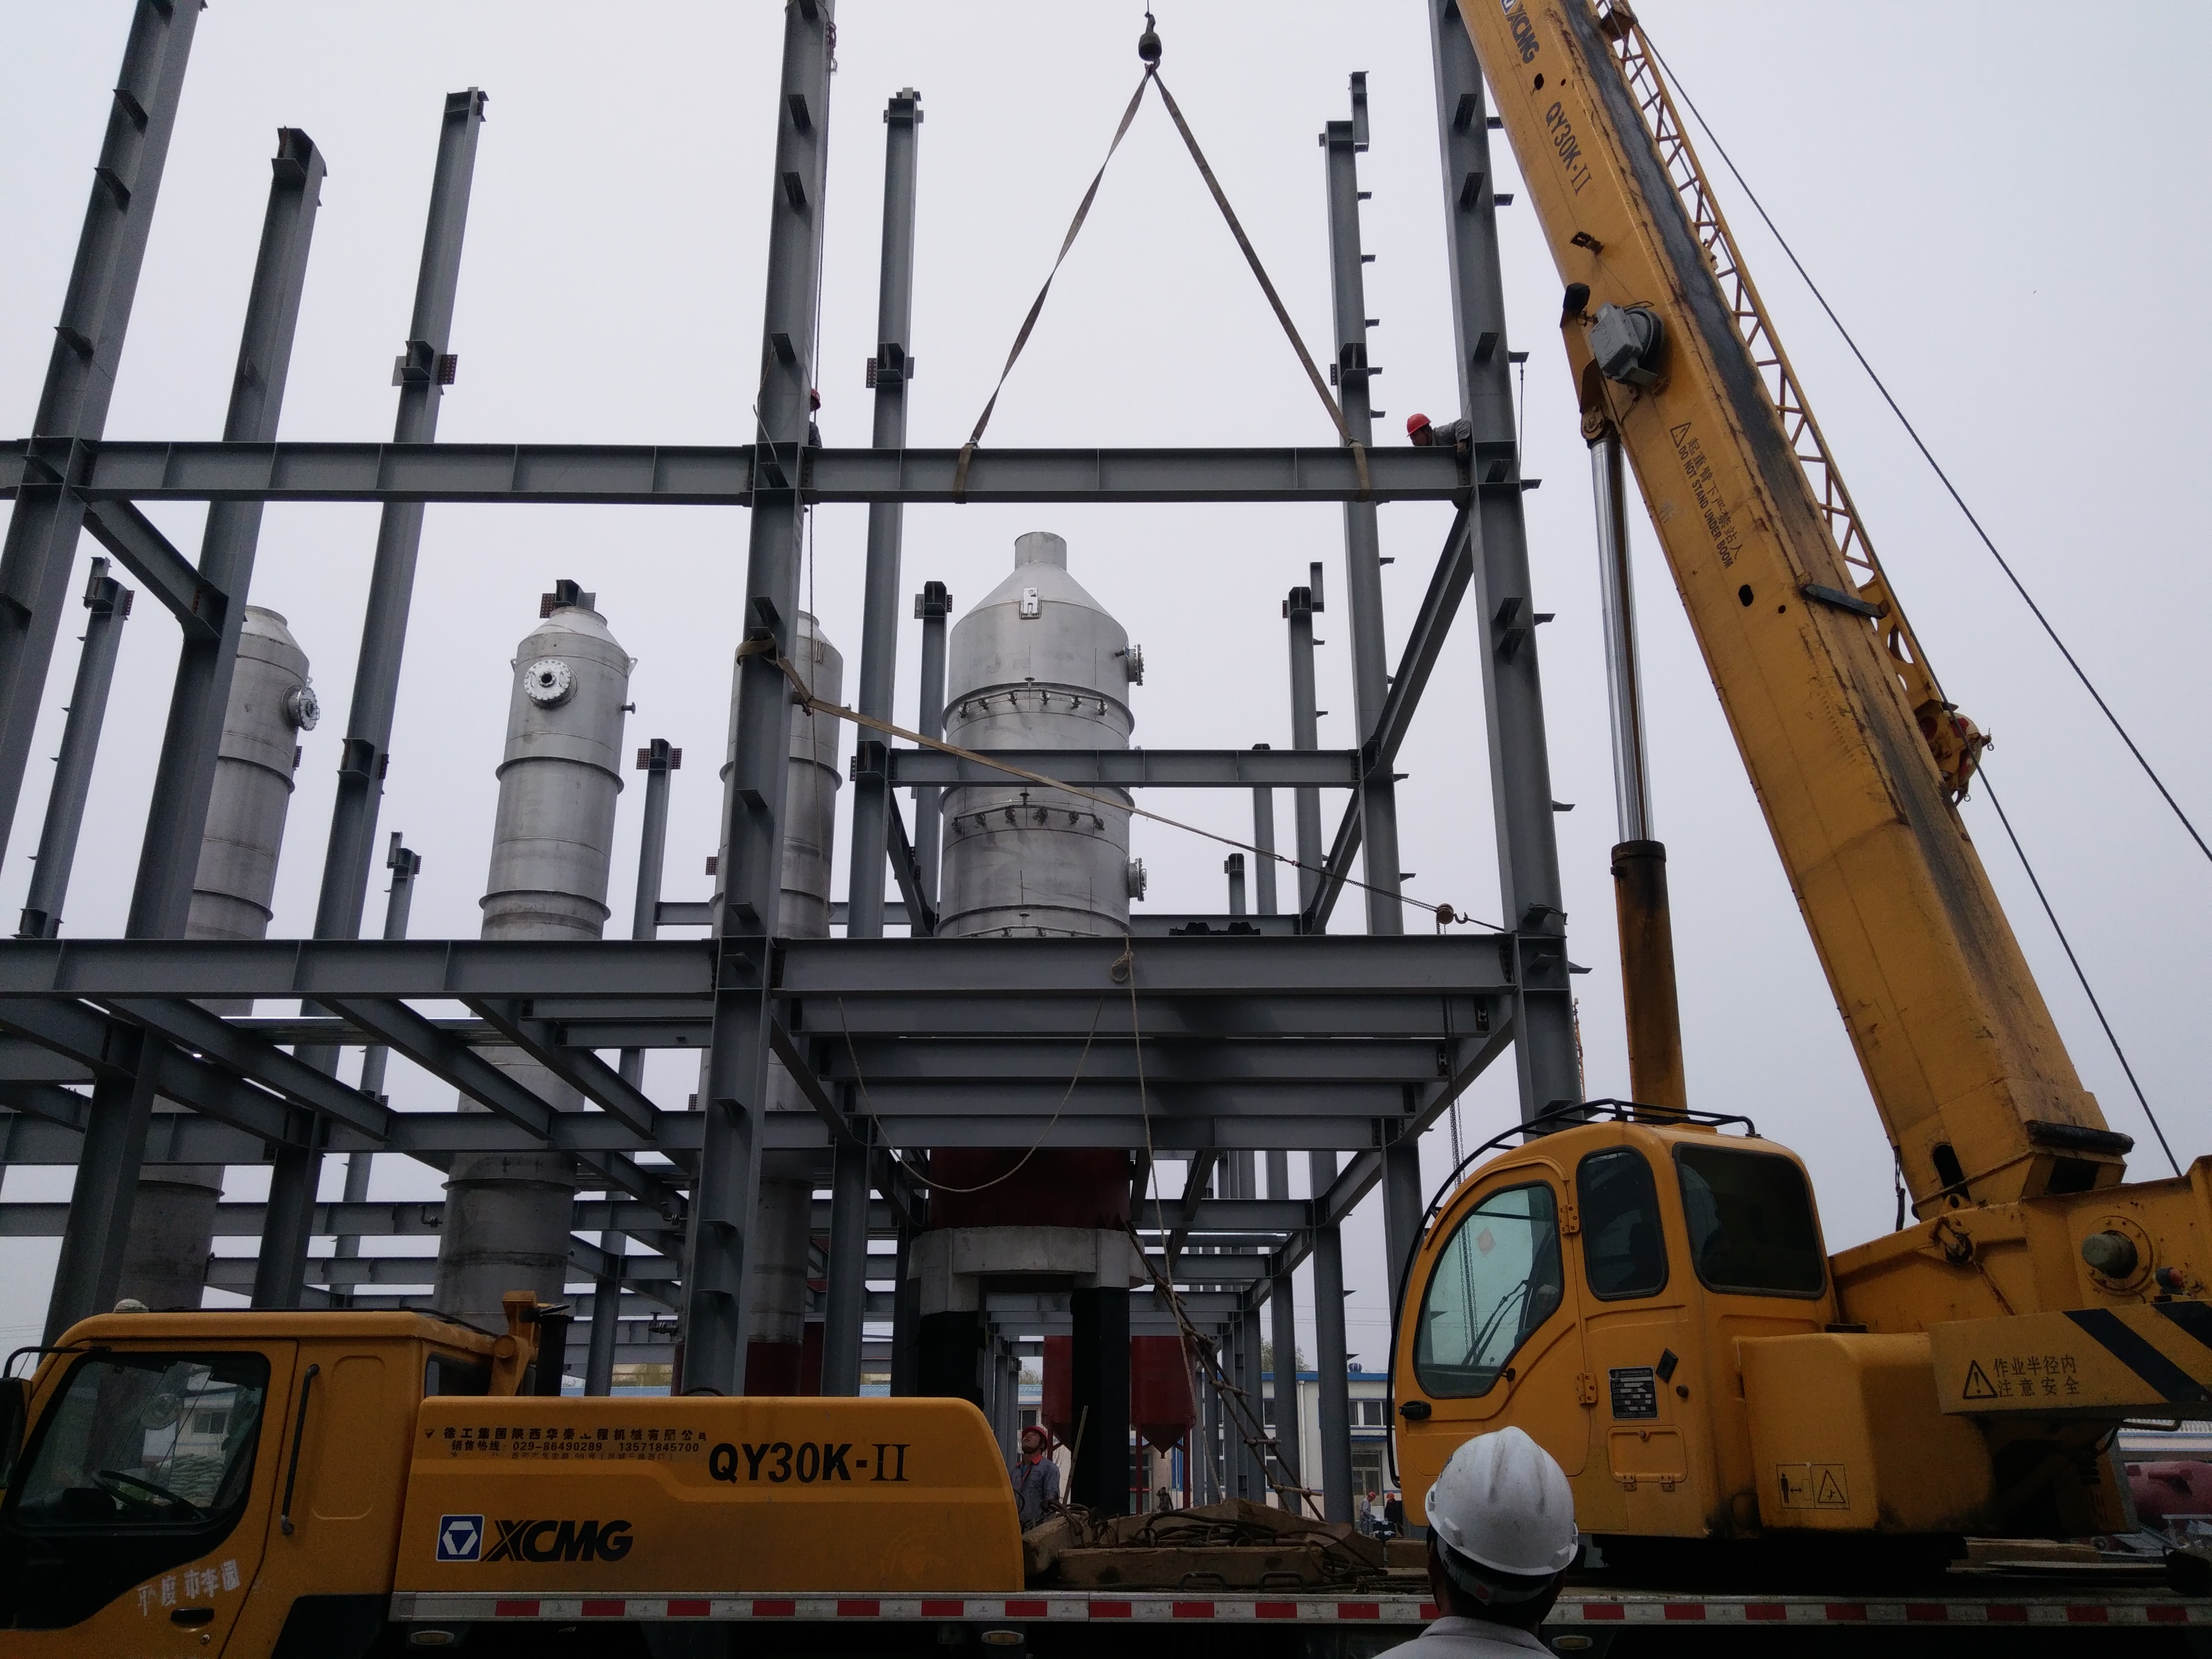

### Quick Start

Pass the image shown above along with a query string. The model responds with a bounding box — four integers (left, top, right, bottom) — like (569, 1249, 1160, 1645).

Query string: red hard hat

(809, 387, 822, 410)
(1405, 412, 1432, 436)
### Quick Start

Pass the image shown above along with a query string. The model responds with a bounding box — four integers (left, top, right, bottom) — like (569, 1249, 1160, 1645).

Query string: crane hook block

(1138, 15, 1162, 64)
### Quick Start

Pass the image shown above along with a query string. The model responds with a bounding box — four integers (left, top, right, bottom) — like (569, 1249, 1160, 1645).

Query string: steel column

(823, 89, 919, 1393)
(42, 1028, 159, 1341)
(1322, 86, 1405, 943)
(845, 89, 923, 942)
(1382, 1128, 1426, 1320)
(18, 562, 132, 939)
(619, 740, 678, 1088)
(819, 1133, 870, 1395)
(333, 833, 419, 1267)
(269, 90, 488, 1308)
(128, 129, 325, 941)
(1224, 853, 1247, 917)
(890, 1220, 919, 1396)
(1264, 1148, 1299, 1488)
(681, 0, 835, 1392)
(0, 0, 197, 867)
(1250, 748, 1280, 916)
(1309, 1149, 1352, 1523)
(1285, 568, 1326, 917)
(1429, 6, 1582, 1121)
(911, 580, 951, 907)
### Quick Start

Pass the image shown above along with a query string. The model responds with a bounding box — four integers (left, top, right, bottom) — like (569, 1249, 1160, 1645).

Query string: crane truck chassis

(2, 1302, 2207, 1656)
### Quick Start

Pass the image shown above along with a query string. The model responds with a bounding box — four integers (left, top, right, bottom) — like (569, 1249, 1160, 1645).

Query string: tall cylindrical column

(940, 533, 1138, 939)
(434, 583, 629, 1336)
(121, 606, 317, 1311)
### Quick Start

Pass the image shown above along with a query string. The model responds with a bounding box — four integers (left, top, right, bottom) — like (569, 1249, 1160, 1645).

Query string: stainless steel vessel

(939, 532, 1143, 938)
(435, 584, 632, 1336)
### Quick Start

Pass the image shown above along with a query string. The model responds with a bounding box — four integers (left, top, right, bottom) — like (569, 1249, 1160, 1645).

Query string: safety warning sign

(1776, 1462, 1850, 1511)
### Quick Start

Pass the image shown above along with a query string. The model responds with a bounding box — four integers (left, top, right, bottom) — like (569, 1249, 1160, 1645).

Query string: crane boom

(1457, 0, 2123, 1212)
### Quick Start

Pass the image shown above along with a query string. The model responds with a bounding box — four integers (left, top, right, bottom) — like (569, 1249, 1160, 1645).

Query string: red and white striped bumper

(389, 1591, 2212, 1627)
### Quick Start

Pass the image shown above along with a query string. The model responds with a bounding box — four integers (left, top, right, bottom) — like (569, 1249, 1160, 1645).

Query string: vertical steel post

(43, 1029, 160, 1342)
(588, 739, 674, 1392)
(890, 1220, 920, 1396)
(1429, 5, 1582, 1122)
(18, 562, 132, 938)
(1309, 1150, 1353, 1523)
(50, 113, 321, 1335)
(619, 741, 679, 1087)
(911, 581, 952, 908)
(845, 89, 924, 941)
(1224, 853, 1247, 916)
(826, 89, 920, 1390)
(1265, 1148, 1299, 1488)
(1321, 81, 1405, 938)
(681, 1, 835, 1392)
(1250, 747, 1279, 916)
(333, 833, 419, 1267)
(0, 0, 197, 866)
(129, 128, 326, 940)
(1285, 568, 1326, 918)
(267, 90, 488, 1309)
(819, 1134, 870, 1395)
(1069, 1283, 1131, 1513)
(1382, 1131, 1426, 1319)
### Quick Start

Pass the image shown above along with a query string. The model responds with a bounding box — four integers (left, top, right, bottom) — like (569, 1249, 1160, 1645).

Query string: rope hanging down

(954, 19, 1370, 500)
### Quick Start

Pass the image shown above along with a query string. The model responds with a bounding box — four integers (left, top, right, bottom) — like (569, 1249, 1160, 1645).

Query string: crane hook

(1138, 11, 1162, 65)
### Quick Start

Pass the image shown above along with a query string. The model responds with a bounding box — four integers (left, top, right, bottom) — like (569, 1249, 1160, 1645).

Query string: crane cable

(1640, 30, 2211, 873)
(954, 13, 1371, 501)
(1638, 24, 2184, 1176)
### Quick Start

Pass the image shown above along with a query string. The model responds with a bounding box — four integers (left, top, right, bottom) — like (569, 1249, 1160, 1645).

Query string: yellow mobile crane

(1394, 0, 2212, 1561)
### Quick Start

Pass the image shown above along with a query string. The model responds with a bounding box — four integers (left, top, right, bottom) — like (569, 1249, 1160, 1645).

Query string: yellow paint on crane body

(1457, 0, 2111, 1213)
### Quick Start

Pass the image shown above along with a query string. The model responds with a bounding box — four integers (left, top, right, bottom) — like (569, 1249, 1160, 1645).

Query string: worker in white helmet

(1380, 1427, 1579, 1655)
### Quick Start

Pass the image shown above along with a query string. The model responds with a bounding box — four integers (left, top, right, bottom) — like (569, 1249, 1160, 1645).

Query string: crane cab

(1394, 1110, 1847, 1545)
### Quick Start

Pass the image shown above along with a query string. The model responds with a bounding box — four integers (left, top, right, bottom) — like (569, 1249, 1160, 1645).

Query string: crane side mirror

(0, 1376, 27, 1488)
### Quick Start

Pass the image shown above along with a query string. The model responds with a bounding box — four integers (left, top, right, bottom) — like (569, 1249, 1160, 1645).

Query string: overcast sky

(1, 3, 2207, 1376)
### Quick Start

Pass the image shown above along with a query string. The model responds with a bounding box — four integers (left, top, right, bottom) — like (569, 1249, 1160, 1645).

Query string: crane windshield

(1413, 1181, 1564, 1397)
(1673, 1145, 1825, 1297)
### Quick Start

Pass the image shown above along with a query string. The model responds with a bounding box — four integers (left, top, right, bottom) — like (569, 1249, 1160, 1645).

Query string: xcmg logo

(473, 1518, 634, 1563)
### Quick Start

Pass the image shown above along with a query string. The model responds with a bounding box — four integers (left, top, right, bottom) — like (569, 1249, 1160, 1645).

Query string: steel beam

(4, 441, 1470, 508)
(0, 0, 198, 870)
(18, 561, 132, 937)
(76, 502, 212, 641)
(43, 1029, 160, 1341)
(682, 0, 836, 1395)
(1429, 1, 1581, 1122)
(881, 747, 1359, 790)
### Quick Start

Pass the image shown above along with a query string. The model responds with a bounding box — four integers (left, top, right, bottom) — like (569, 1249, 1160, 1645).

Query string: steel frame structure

(0, 0, 1576, 1523)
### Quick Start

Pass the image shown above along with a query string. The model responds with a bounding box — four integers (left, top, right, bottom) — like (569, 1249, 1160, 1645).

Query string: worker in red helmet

(1406, 410, 1472, 457)
(807, 387, 823, 449)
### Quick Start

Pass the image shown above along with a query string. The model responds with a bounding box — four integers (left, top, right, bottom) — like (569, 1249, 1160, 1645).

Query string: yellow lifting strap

(953, 33, 1369, 501)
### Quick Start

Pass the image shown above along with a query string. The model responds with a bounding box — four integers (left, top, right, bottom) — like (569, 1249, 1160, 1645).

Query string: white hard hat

(1424, 1426, 1578, 1578)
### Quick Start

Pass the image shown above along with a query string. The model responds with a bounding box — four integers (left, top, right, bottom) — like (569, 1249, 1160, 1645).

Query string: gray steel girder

(1, 440, 1470, 508)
